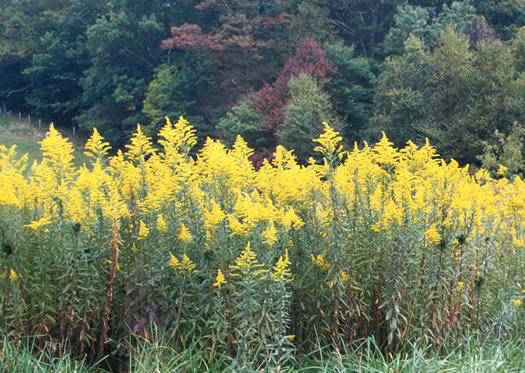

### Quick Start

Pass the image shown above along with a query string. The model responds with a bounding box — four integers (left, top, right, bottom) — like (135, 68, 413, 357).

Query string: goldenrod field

(0, 117, 523, 370)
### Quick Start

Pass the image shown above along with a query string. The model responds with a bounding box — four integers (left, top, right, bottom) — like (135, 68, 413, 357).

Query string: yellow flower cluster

(271, 249, 293, 282)
(138, 220, 150, 240)
(24, 215, 52, 230)
(9, 269, 18, 281)
(178, 223, 193, 243)
(313, 122, 345, 161)
(0, 117, 524, 309)
(168, 252, 198, 275)
(213, 269, 227, 288)
(424, 224, 441, 245)
(156, 214, 168, 233)
(230, 242, 269, 279)
(311, 253, 331, 272)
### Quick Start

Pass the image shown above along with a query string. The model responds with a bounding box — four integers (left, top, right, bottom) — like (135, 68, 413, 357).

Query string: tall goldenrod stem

(98, 227, 120, 361)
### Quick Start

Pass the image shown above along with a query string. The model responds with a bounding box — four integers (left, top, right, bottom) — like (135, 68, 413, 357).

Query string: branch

(328, 19, 354, 36)
(2, 85, 30, 98)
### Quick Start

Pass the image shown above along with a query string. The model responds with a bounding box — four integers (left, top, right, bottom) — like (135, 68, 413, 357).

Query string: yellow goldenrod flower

(158, 116, 197, 157)
(281, 208, 304, 229)
(313, 122, 345, 160)
(38, 123, 76, 183)
(204, 201, 226, 230)
(9, 269, 18, 281)
(180, 254, 198, 274)
(262, 221, 278, 246)
(288, 335, 295, 342)
(272, 249, 293, 282)
(456, 282, 464, 292)
(496, 164, 507, 176)
(168, 251, 181, 270)
(512, 235, 524, 248)
(138, 220, 149, 240)
(168, 252, 198, 275)
(230, 242, 268, 278)
(156, 214, 168, 233)
(24, 215, 53, 230)
(514, 299, 522, 307)
(178, 223, 192, 243)
(373, 132, 400, 167)
(311, 253, 331, 271)
(125, 124, 156, 161)
(424, 223, 441, 245)
(84, 128, 111, 160)
(213, 269, 227, 288)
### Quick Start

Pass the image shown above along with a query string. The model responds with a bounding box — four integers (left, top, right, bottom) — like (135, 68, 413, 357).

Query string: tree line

(1, 0, 524, 172)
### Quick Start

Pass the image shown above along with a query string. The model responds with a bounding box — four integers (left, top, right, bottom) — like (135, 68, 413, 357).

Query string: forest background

(1, 0, 525, 174)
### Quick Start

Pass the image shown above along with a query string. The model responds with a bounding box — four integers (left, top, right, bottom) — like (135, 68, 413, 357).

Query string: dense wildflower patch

(0, 117, 523, 368)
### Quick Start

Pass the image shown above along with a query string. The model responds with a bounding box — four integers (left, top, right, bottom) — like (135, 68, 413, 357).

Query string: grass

(4, 334, 523, 373)
(293, 338, 525, 373)
(0, 336, 100, 373)
(0, 115, 89, 168)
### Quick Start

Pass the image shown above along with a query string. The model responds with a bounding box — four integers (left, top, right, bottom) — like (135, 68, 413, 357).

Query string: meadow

(0, 117, 523, 371)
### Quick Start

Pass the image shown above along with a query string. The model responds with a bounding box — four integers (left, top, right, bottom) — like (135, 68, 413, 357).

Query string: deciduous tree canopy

(0, 0, 524, 167)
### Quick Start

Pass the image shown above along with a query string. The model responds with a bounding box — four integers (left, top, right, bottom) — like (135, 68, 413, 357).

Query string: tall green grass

(121, 334, 525, 372)
(4, 333, 523, 372)
(0, 336, 101, 373)
(294, 337, 525, 373)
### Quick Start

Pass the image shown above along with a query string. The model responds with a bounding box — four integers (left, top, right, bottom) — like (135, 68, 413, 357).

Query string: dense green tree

(324, 41, 374, 142)
(459, 39, 525, 159)
(217, 98, 268, 149)
(288, 3, 337, 48)
(142, 63, 210, 136)
(24, 0, 107, 126)
(478, 124, 525, 178)
(473, 0, 525, 39)
(77, 9, 165, 143)
(512, 26, 525, 73)
(278, 73, 342, 161)
(316, 0, 405, 58)
(0, 0, 66, 58)
(383, 1, 476, 55)
(373, 27, 525, 164)
(0, 56, 29, 111)
(372, 36, 433, 146)
(426, 27, 474, 157)
(24, 33, 84, 125)
(0, 0, 71, 111)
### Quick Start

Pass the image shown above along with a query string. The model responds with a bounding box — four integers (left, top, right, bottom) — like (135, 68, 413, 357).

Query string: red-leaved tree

(252, 38, 337, 134)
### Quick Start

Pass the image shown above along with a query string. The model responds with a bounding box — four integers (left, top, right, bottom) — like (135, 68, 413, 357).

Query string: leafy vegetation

(0, 119, 523, 370)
